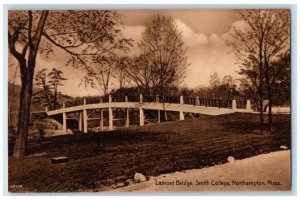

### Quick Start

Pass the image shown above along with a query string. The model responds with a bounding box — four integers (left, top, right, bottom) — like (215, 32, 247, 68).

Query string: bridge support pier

(179, 111, 185, 120)
(157, 110, 161, 123)
(139, 107, 144, 126)
(78, 112, 82, 131)
(125, 108, 130, 128)
(63, 112, 67, 132)
(62, 103, 67, 132)
(125, 96, 130, 128)
(82, 98, 88, 133)
(109, 107, 113, 130)
(83, 109, 88, 133)
(108, 95, 114, 131)
(100, 109, 104, 131)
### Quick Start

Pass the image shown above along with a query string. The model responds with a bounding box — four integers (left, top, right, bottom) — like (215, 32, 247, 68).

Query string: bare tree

(115, 56, 132, 90)
(81, 56, 116, 96)
(78, 18, 133, 96)
(228, 9, 290, 132)
(209, 72, 221, 97)
(209, 72, 221, 88)
(220, 75, 237, 99)
(122, 54, 155, 95)
(261, 10, 290, 130)
(268, 50, 290, 106)
(8, 10, 129, 157)
(208, 73, 237, 99)
(138, 14, 188, 98)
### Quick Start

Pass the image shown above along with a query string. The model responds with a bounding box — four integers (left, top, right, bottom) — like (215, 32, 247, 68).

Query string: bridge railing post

(179, 96, 184, 120)
(139, 94, 144, 126)
(180, 96, 184, 105)
(156, 95, 159, 103)
(196, 96, 200, 106)
(246, 100, 251, 110)
(232, 100, 237, 110)
(45, 106, 48, 112)
(139, 94, 143, 103)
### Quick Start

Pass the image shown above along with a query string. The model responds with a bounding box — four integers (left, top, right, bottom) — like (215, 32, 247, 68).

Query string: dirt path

(108, 150, 290, 192)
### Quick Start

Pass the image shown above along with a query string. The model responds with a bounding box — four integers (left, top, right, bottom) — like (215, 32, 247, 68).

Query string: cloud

(221, 20, 248, 41)
(122, 25, 145, 41)
(121, 25, 145, 55)
(172, 19, 242, 88)
(174, 19, 209, 47)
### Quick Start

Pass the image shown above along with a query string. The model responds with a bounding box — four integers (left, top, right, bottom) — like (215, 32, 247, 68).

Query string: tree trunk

(42, 80, 53, 110)
(12, 10, 49, 157)
(145, 85, 150, 97)
(13, 67, 34, 157)
(268, 88, 272, 131)
(259, 77, 264, 133)
(9, 66, 19, 133)
(259, 42, 264, 134)
(264, 49, 272, 131)
(164, 111, 168, 121)
(53, 84, 58, 109)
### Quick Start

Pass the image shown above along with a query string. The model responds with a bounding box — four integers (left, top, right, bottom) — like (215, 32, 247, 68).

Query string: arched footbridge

(46, 94, 253, 133)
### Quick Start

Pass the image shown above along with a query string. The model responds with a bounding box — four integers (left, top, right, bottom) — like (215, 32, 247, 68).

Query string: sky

(8, 9, 243, 97)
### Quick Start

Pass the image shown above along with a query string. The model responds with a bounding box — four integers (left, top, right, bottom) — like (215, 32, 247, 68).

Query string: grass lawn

(8, 113, 291, 192)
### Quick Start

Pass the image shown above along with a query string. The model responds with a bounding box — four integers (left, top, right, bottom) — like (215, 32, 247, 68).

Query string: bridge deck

(47, 102, 251, 116)
(45, 96, 252, 133)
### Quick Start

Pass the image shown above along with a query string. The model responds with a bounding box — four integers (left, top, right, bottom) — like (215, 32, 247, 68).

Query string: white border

(1, 1, 299, 200)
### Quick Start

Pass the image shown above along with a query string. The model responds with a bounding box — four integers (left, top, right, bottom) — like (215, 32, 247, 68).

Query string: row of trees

(193, 69, 289, 107)
(208, 73, 238, 99)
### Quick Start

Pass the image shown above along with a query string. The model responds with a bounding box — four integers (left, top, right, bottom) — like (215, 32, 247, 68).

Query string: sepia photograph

(7, 8, 291, 193)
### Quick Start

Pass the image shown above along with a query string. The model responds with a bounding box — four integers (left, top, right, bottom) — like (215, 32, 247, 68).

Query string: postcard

(7, 8, 291, 193)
